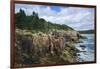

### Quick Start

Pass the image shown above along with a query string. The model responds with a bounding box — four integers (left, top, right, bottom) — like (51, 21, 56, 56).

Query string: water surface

(75, 34, 95, 62)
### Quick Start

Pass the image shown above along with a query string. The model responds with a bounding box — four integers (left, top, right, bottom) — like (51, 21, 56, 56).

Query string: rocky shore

(15, 29, 85, 65)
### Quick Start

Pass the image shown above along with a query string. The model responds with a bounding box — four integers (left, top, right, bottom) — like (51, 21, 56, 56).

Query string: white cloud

(15, 4, 95, 31)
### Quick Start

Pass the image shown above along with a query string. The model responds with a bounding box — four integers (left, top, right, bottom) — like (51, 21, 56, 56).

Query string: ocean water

(75, 34, 95, 62)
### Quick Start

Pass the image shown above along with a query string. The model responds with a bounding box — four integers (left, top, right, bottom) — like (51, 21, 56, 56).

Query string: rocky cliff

(15, 29, 81, 66)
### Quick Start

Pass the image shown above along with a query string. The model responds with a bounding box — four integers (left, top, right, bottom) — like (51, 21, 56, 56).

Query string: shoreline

(15, 29, 94, 65)
(75, 34, 94, 62)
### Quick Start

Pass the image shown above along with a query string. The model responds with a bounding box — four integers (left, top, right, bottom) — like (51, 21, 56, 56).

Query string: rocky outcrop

(15, 29, 80, 65)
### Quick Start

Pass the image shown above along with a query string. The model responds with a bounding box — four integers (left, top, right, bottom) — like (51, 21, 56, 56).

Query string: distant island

(78, 30, 94, 34)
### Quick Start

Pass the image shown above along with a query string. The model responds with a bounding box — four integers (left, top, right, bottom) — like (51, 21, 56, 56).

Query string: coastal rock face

(52, 30, 81, 42)
(15, 29, 80, 65)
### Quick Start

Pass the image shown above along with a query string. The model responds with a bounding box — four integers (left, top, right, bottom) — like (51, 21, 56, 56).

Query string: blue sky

(15, 4, 95, 31)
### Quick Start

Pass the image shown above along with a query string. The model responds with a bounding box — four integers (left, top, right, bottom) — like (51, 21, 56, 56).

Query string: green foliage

(15, 9, 27, 29)
(15, 9, 74, 32)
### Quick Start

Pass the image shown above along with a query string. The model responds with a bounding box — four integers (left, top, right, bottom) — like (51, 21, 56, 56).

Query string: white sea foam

(75, 34, 94, 62)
